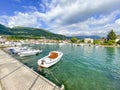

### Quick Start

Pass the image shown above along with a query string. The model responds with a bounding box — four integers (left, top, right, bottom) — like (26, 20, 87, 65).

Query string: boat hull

(37, 51, 63, 68)
(18, 50, 42, 57)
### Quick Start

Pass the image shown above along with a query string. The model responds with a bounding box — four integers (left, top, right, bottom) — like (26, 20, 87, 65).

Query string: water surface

(17, 44, 120, 90)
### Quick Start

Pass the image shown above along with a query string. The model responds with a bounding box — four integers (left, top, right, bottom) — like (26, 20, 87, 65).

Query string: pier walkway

(0, 49, 61, 90)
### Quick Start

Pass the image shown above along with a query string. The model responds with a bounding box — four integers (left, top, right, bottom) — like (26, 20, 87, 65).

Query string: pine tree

(107, 30, 116, 40)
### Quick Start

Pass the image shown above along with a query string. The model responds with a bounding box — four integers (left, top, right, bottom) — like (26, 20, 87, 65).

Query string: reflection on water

(15, 44, 120, 90)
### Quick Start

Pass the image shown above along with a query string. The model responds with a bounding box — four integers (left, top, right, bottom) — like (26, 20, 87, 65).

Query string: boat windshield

(49, 52, 58, 59)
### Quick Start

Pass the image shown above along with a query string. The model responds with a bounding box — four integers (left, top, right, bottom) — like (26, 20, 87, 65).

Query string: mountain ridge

(0, 24, 66, 40)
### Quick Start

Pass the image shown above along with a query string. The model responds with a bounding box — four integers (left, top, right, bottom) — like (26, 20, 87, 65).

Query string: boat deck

(0, 49, 61, 90)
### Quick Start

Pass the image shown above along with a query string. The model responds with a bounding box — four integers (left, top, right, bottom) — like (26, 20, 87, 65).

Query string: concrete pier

(0, 49, 61, 90)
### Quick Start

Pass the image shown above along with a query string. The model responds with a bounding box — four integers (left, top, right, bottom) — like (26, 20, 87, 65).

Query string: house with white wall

(84, 38, 94, 43)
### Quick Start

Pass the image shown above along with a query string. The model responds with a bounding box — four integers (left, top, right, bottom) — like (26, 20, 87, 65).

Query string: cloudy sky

(0, 0, 120, 36)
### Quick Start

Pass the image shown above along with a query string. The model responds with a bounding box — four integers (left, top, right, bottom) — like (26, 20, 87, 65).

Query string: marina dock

(0, 49, 61, 90)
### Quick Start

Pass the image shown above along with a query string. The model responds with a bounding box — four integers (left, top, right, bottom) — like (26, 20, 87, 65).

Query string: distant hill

(68, 35, 101, 39)
(0, 24, 66, 40)
(0, 24, 13, 35)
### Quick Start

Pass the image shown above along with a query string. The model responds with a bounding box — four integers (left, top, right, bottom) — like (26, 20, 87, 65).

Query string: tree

(71, 37, 78, 43)
(93, 40, 100, 45)
(106, 40, 115, 45)
(107, 30, 116, 41)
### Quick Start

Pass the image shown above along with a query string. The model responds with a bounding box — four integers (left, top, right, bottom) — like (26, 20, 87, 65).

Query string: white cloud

(44, 0, 120, 25)
(1, 0, 120, 36)
(115, 18, 120, 25)
(49, 9, 120, 36)
(7, 12, 41, 28)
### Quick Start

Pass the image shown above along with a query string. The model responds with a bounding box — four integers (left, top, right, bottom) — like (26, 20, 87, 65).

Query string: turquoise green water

(17, 44, 120, 90)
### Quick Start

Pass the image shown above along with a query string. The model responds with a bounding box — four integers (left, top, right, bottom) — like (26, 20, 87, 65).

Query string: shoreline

(75, 43, 120, 48)
(101, 45, 120, 48)
(1, 42, 120, 48)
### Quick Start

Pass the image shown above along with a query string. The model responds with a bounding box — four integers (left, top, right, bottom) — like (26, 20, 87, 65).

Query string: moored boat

(18, 49, 42, 57)
(9, 46, 29, 54)
(37, 51, 63, 68)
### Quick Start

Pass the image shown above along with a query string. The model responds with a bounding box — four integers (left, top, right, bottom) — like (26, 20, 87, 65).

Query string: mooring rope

(43, 69, 62, 86)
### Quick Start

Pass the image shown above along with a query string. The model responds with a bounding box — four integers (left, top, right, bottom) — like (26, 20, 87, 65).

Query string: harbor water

(15, 44, 120, 90)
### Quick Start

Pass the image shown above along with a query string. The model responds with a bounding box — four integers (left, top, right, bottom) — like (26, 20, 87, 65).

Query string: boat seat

(49, 52, 58, 59)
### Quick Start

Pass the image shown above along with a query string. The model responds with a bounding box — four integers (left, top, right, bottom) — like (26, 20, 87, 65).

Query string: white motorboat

(18, 49, 42, 57)
(9, 46, 29, 54)
(37, 51, 63, 68)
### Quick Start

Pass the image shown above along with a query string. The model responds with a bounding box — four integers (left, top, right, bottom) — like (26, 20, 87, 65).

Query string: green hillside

(0, 24, 66, 40)
(0, 24, 13, 35)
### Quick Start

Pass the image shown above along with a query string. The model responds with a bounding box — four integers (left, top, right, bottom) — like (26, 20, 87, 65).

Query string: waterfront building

(84, 38, 94, 43)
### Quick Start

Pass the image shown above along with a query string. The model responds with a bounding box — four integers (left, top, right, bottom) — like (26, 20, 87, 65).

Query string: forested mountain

(0, 24, 13, 35)
(0, 24, 66, 40)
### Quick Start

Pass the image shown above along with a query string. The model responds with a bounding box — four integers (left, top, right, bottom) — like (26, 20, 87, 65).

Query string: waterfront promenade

(0, 49, 61, 90)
